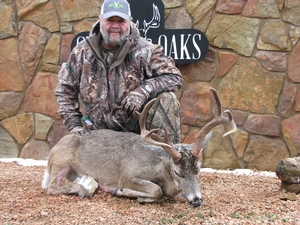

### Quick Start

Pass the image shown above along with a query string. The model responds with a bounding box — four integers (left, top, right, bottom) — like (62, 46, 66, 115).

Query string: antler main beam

(136, 99, 182, 163)
(191, 88, 237, 157)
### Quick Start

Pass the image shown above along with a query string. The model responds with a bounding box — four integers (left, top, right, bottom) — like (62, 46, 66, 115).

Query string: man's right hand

(70, 126, 90, 136)
(121, 87, 149, 115)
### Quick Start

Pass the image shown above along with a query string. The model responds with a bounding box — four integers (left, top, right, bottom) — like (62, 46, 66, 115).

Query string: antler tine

(211, 87, 223, 117)
(191, 88, 237, 157)
(223, 110, 237, 137)
(136, 99, 162, 145)
(136, 99, 182, 162)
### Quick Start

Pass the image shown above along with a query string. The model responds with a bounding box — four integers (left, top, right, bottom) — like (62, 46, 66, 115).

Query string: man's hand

(70, 126, 90, 136)
(121, 87, 150, 114)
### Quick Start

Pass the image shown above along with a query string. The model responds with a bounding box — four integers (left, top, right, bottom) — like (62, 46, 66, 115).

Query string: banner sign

(71, 0, 209, 63)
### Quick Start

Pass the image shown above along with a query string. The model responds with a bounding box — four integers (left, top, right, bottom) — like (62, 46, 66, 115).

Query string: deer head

(137, 87, 237, 206)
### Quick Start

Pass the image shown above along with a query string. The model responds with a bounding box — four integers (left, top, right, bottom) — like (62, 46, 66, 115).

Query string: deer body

(44, 129, 202, 205)
(42, 88, 236, 207)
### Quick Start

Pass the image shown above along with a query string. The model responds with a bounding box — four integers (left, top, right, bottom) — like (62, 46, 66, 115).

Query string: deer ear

(184, 143, 194, 150)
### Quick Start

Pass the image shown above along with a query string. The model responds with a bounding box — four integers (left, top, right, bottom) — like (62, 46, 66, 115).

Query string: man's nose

(111, 21, 121, 28)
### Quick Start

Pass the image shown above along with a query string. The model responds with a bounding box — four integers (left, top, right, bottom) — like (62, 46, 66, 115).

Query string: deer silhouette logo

(134, 4, 161, 41)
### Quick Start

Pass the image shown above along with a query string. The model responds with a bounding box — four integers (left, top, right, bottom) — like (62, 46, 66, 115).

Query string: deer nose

(189, 197, 203, 207)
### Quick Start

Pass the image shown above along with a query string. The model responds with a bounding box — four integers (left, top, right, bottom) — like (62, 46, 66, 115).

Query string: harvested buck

(42, 88, 236, 207)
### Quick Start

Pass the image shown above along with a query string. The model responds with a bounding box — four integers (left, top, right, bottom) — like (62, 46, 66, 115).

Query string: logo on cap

(108, 1, 124, 9)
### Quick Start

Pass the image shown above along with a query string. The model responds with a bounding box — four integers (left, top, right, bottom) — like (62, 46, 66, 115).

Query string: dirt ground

(0, 161, 299, 225)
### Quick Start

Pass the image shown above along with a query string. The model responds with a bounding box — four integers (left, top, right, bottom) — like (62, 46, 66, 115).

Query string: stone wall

(1, 0, 300, 171)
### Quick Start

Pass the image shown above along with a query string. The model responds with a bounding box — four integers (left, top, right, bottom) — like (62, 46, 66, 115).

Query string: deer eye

(174, 170, 184, 178)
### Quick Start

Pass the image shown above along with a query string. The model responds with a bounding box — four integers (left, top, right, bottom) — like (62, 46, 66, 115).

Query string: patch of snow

(201, 168, 276, 178)
(0, 158, 47, 167)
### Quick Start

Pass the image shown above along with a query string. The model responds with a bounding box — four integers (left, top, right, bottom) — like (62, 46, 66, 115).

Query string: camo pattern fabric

(55, 21, 183, 135)
(145, 92, 182, 144)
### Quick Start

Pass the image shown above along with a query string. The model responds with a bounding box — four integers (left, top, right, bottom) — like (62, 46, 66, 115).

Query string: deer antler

(136, 99, 182, 163)
(191, 88, 237, 157)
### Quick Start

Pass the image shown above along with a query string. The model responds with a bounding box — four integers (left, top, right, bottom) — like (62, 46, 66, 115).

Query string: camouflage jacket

(55, 21, 183, 133)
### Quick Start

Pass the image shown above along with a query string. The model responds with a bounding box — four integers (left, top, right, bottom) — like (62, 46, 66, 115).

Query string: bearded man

(55, 0, 183, 143)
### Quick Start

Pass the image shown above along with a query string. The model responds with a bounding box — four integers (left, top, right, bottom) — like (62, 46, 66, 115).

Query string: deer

(42, 88, 236, 207)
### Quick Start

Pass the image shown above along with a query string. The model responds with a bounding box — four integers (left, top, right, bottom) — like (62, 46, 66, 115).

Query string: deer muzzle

(189, 196, 203, 207)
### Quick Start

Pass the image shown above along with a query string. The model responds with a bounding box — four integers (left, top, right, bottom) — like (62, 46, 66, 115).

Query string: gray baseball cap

(100, 0, 131, 20)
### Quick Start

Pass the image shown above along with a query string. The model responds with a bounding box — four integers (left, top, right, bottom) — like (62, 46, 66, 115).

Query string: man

(55, 0, 183, 143)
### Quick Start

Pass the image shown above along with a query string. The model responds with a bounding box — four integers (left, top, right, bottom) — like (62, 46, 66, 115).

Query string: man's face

(100, 16, 130, 49)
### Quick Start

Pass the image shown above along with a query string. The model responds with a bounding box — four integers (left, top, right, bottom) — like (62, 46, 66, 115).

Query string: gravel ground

(0, 161, 299, 225)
